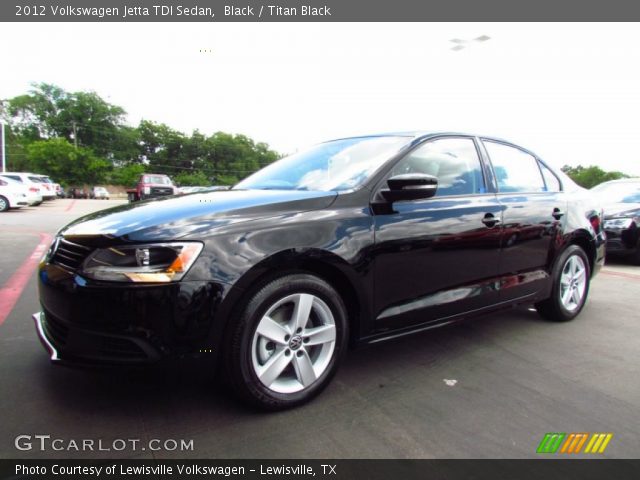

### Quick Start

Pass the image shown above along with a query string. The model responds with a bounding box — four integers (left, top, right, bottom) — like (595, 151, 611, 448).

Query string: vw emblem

(288, 335, 303, 350)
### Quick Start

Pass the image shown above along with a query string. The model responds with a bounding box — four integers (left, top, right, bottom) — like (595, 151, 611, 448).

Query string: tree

(26, 138, 109, 185)
(561, 165, 628, 189)
(108, 163, 146, 187)
(174, 171, 209, 186)
(3, 83, 128, 158)
(2, 83, 282, 186)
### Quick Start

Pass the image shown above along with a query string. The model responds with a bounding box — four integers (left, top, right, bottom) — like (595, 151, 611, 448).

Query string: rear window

(28, 176, 43, 183)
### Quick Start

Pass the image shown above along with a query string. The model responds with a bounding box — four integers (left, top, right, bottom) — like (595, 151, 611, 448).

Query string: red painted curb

(0, 233, 52, 326)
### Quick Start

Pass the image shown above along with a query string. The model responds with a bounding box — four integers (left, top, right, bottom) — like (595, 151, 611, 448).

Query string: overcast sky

(2, 22, 640, 175)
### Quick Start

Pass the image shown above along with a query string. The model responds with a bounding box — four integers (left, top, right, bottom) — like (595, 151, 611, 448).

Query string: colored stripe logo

(537, 433, 613, 454)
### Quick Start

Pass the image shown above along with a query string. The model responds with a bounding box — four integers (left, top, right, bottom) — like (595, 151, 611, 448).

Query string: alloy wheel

(559, 255, 587, 312)
(251, 293, 336, 394)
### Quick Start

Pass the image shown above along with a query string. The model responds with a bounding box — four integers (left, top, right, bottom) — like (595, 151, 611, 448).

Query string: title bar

(3, 0, 640, 22)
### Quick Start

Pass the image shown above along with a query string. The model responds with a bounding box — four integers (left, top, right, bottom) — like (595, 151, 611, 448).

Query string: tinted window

(4, 175, 21, 182)
(390, 138, 485, 197)
(539, 162, 561, 192)
(484, 141, 545, 193)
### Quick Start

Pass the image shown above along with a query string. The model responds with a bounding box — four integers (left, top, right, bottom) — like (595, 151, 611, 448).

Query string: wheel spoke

(290, 294, 314, 332)
(257, 349, 292, 387)
(569, 257, 577, 276)
(561, 287, 573, 306)
(293, 350, 317, 387)
(304, 324, 336, 346)
(574, 267, 586, 283)
(256, 316, 289, 345)
(571, 288, 582, 305)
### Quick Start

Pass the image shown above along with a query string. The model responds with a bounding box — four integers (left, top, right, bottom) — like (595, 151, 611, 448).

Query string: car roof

(324, 131, 524, 146)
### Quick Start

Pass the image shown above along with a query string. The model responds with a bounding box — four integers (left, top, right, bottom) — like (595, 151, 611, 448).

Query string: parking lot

(0, 199, 639, 459)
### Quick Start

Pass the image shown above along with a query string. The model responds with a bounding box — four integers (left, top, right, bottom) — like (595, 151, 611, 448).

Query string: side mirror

(381, 174, 438, 203)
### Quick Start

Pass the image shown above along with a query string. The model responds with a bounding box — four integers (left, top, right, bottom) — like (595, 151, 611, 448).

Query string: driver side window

(390, 137, 486, 197)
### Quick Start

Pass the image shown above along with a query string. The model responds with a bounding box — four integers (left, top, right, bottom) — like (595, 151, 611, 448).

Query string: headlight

(603, 218, 634, 229)
(80, 242, 203, 283)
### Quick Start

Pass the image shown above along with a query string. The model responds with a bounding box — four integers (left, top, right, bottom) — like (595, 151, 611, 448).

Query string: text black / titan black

(34, 132, 606, 409)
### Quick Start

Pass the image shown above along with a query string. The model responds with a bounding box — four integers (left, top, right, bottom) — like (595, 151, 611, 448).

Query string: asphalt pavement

(0, 199, 638, 459)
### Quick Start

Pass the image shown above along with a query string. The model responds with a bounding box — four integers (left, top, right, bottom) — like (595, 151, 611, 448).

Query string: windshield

(143, 175, 172, 185)
(592, 181, 640, 204)
(234, 136, 410, 192)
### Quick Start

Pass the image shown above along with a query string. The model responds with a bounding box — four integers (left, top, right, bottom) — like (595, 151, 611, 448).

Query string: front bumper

(604, 225, 639, 256)
(32, 311, 163, 365)
(36, 261, 227, 365)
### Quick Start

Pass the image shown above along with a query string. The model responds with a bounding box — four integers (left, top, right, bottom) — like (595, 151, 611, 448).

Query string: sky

(2, 22, 640, 175)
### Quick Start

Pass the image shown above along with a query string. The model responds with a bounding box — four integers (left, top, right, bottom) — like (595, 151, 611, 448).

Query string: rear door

(481, 139, 566, 301)
(372, 136, 503, 332)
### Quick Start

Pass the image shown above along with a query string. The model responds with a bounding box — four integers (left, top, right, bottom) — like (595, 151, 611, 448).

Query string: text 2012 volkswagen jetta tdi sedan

(34, 133, 605, 409)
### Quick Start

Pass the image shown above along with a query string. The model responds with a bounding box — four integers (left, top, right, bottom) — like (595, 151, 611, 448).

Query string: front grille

(51, 238, 93, 272)
(43, 312, 69, 347)
(150, 187, 173, 196)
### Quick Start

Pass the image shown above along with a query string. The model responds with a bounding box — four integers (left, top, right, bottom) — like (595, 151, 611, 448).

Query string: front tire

(0, 196, 9, 212)
(536, 245, 591, 322)
(224, 274, 348, 410)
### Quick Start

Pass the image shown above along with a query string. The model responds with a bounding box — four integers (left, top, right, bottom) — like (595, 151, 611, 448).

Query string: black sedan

(34, 133, 605, 409)
(591, 178, 640, 264)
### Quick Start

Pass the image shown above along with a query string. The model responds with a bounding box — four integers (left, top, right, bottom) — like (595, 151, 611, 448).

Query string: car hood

(60, 189, 338, 244)
(603, 202, 640, 218)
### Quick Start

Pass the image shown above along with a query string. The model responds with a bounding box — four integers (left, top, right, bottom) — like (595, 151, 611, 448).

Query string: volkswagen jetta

(34, 133, 605, 409)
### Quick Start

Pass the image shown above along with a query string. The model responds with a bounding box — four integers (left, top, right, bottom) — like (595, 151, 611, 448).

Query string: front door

(372, 137, 503, 333)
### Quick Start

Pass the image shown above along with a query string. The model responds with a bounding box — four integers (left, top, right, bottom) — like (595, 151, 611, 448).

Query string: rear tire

(536, 245, 591, 322)
(224, 273, 348, 410)
(0, 196, 9, 212)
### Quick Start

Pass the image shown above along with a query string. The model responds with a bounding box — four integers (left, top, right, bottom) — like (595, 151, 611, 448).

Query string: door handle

(482, 213, 501, 227)
(552, 208, 564, 220)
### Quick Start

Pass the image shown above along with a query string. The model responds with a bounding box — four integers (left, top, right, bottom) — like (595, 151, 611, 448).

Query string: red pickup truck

(126, 174, 177, 202)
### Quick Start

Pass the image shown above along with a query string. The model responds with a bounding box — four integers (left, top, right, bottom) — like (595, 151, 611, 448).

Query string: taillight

(29, 187, 39, 193)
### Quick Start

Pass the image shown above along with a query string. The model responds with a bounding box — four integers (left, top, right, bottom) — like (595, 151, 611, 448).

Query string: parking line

(601, 269, 640, 282)
(65, 200, 76, 212)
(0, 233, 52, 326)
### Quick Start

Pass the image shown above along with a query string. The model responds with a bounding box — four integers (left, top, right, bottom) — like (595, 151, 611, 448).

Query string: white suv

(0, 176, 29, 211)
(1, 173, 47, 203)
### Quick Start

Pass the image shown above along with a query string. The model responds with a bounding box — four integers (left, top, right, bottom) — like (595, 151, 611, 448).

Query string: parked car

(0, 174, 42, 206)
(591, 178, 640, 264)
(31, 174, 60, 200)
(0, 176, 29, 211)
(1, 173, 46, 203)
(66, 187, 88, 199)
(126, 174, 177, 202)
(33, 132, 605, 410)
(90, 186, 110, 200)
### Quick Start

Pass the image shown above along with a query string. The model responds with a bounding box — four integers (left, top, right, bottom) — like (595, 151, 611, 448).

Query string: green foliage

(561, 165, 629, 189)
(108, 163, 146, 187)
(174, 171, 210, 186)
(1, 83, 281, 186)
(26, 138, 109, 185)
